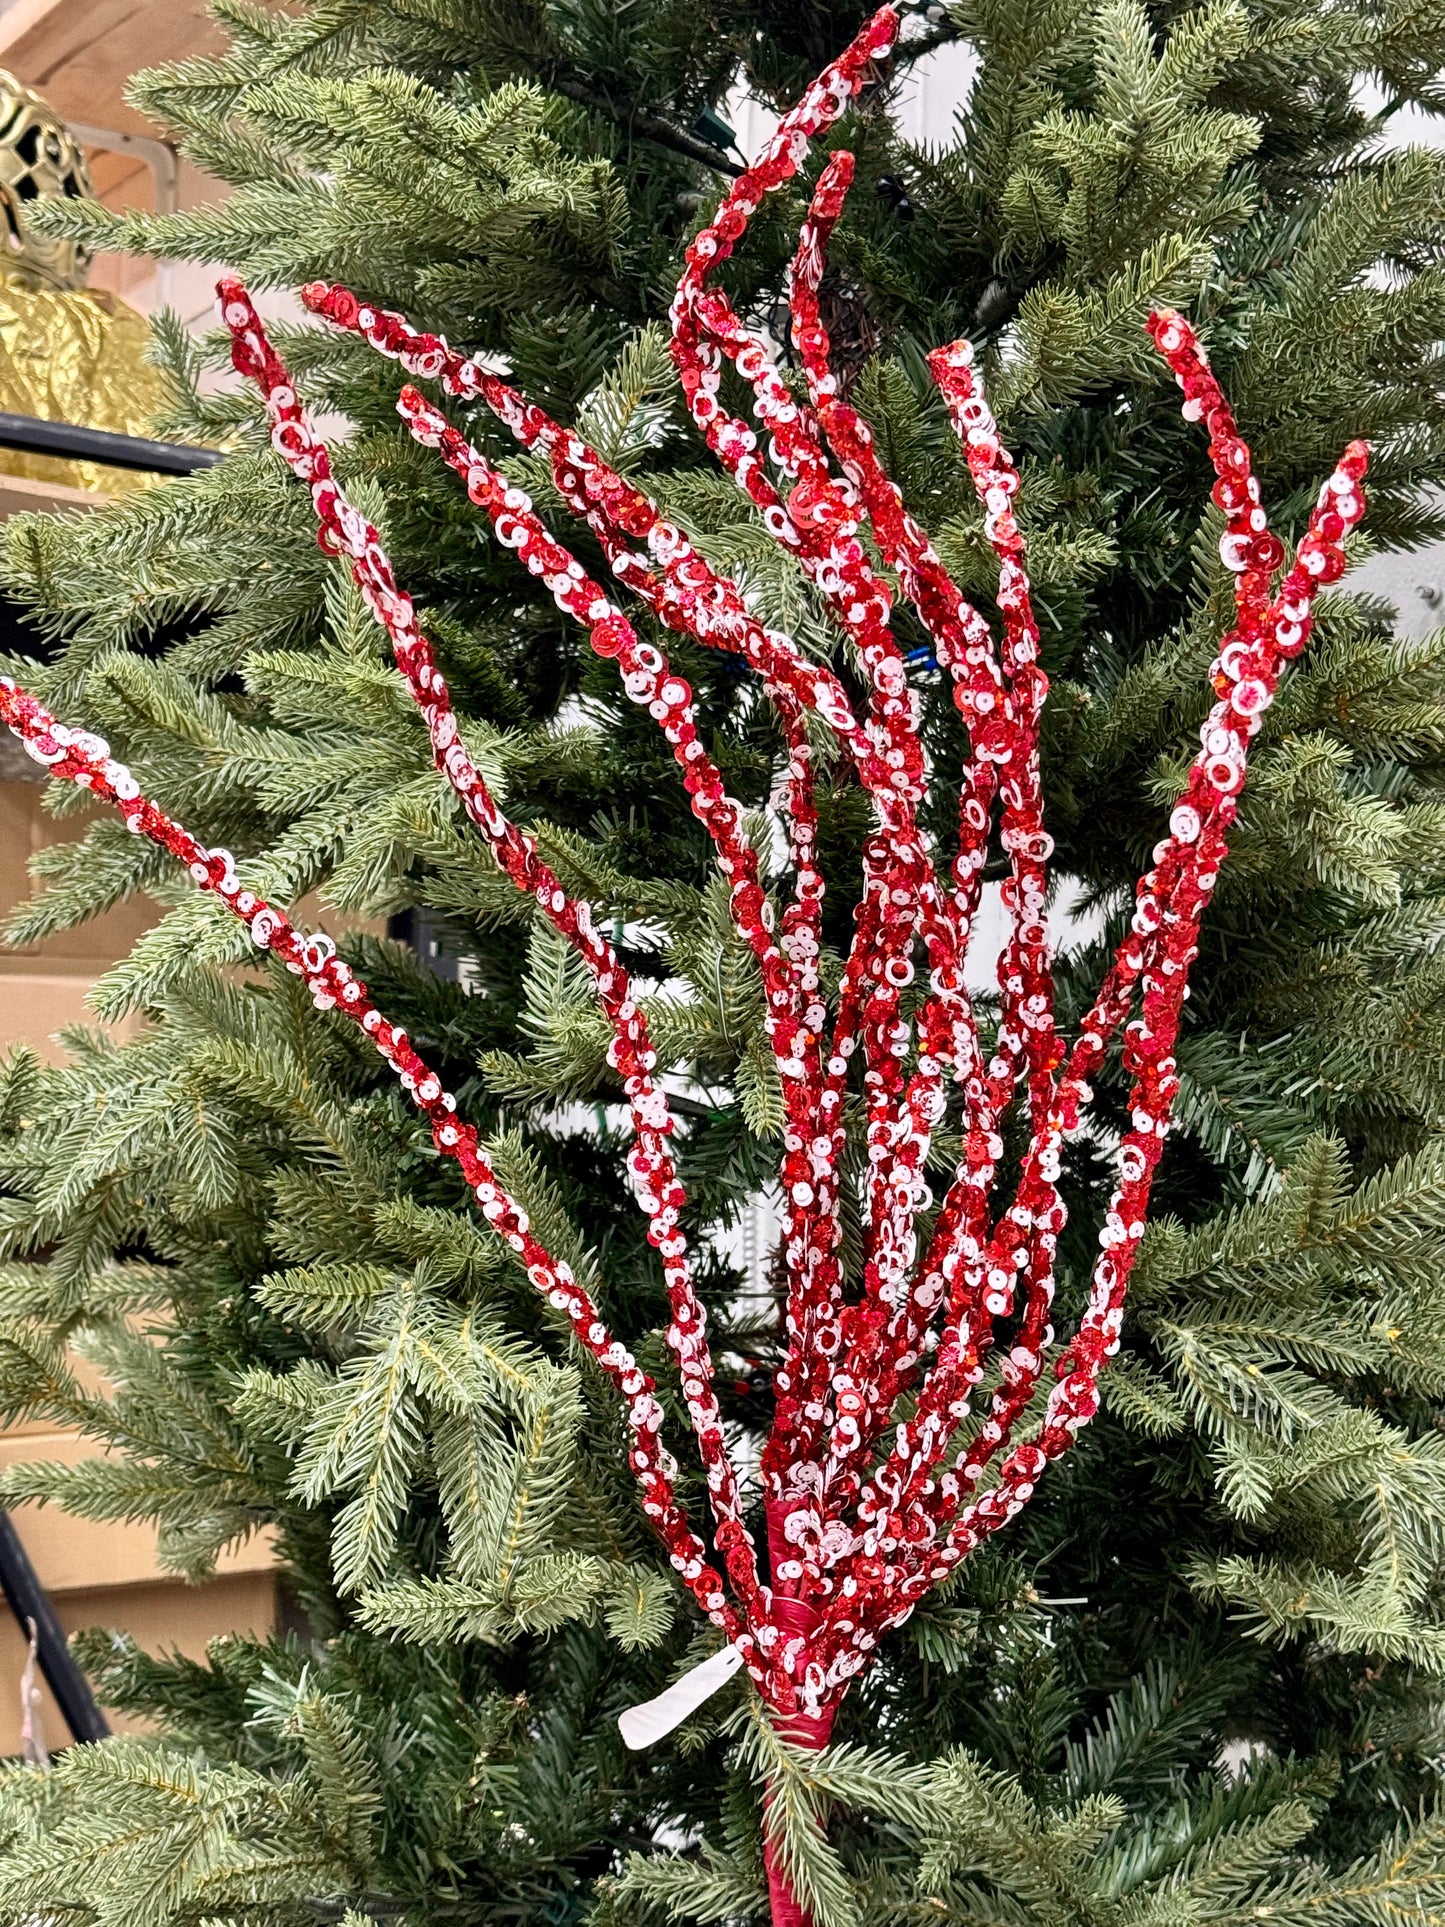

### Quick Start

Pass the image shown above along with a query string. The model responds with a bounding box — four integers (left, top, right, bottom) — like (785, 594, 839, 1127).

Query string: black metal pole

(0, 410, 222, 476)
(0, 1511, 109, 1743)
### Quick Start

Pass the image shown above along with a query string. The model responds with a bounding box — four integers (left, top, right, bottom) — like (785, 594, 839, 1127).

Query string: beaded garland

(0, 8, 1369, 1918)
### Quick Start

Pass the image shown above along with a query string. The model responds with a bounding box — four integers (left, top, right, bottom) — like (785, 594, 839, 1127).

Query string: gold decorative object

(0, 280, 166, 495)
(0, 69, 165, 495)
(0, 68, 92, 293)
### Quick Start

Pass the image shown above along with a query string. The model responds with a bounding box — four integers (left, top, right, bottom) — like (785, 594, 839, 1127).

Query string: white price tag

(617, 1642, 744, 1750)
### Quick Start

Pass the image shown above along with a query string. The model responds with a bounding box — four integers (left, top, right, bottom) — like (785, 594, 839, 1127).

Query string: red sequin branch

(0, 11, 1370, 1926)
(232, 203, 1370, 1719)
(0, 676, 743, 1649)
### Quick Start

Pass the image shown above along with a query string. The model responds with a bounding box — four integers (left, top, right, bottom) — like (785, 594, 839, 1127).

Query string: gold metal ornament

(0, 71, 167, 495)
(0, 68, 92, 292)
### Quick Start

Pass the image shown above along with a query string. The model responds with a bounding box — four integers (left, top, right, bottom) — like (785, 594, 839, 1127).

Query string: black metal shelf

(0, 410, 222, 476)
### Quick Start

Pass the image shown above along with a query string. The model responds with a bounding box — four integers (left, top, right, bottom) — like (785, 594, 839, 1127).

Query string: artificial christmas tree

(4, 0, 1445, 1923)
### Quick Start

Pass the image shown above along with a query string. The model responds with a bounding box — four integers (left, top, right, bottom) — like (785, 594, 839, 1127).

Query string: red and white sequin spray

(0, 11, 1368, 1926)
